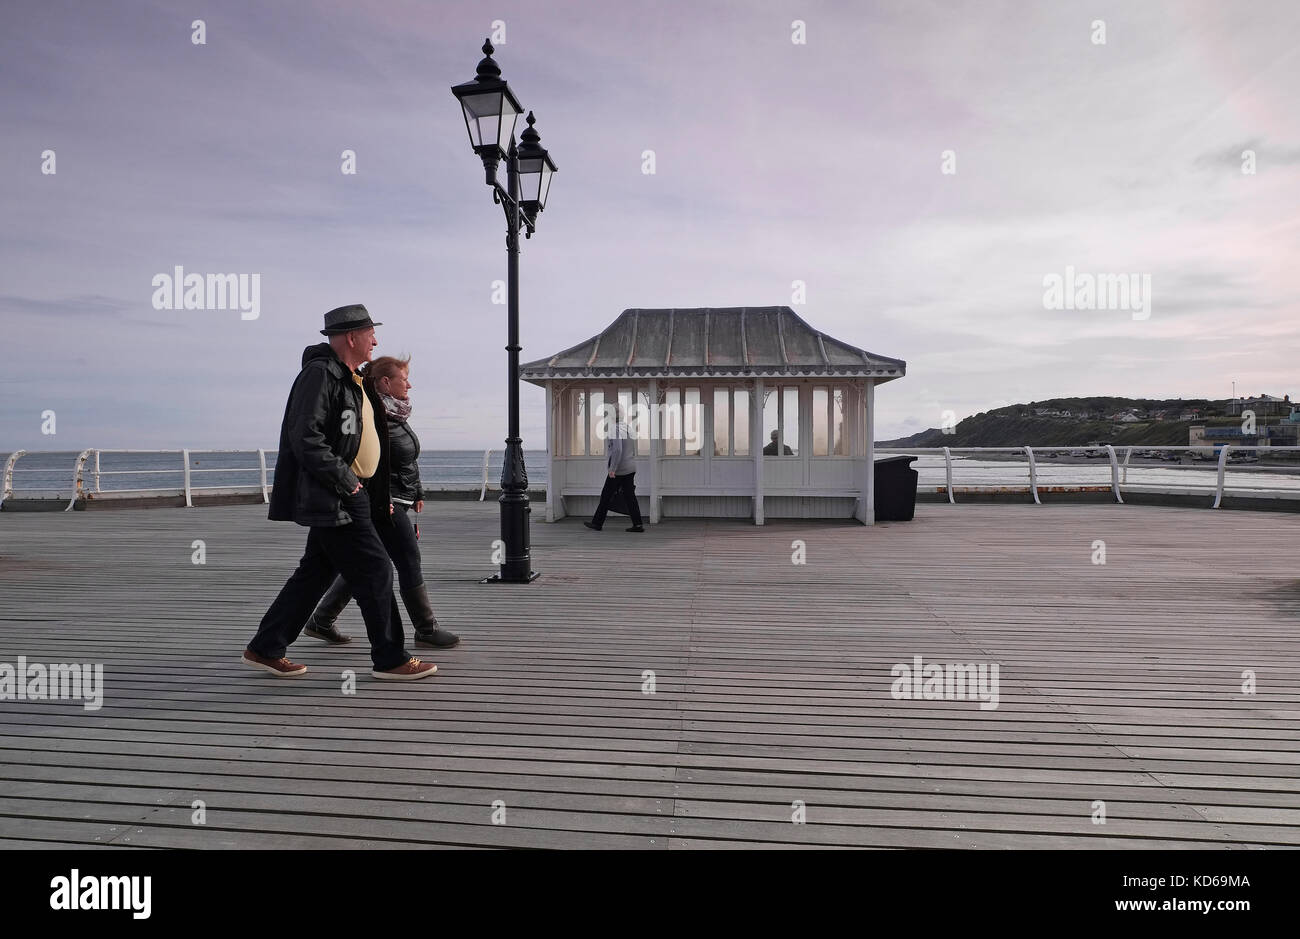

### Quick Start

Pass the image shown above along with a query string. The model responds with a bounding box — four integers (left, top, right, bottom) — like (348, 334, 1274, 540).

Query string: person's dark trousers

(591, 472, 644, 528)
(248, 487, 409, 670)
(313, 501, 424, 610)
(380, 502, 424, 590)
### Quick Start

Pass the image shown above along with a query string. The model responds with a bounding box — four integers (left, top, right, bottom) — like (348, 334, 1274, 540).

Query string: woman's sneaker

(372, 657, 438, 681)
(241, 650, 308, 677)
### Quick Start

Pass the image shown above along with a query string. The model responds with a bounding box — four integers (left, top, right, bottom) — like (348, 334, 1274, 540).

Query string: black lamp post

(452, 39, 555, 584)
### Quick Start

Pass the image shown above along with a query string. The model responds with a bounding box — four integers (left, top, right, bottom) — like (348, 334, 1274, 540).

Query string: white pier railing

(0, 448, 506, 511)
(3, 445, 1299, 511)
(875, 444, 1300, 507)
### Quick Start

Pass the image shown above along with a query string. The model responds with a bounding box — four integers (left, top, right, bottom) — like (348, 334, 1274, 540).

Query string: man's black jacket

(268, 343, 393, 527)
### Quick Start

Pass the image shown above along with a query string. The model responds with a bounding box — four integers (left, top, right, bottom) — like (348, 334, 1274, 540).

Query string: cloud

(2, 0, 1299, 449)
(1194, 138, 1300, 169)
(0, 293, 135, 318)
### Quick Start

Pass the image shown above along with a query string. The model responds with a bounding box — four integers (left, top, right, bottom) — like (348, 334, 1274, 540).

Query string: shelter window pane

(812, 387, 829, 456)
(569, 390, 587, 457)
(762, 388, 780, 456)
(783, 386, 800, 455)
(663, 388, 681, 456)
(617, 388, 634, 446)
(713, 388, 730, 456)
(733, 390, 750, 456)
(683, 388, 702, 456)
(833, 389, 848, 456)
(636, 390, 651, 456)
(587, 390, 605, 456)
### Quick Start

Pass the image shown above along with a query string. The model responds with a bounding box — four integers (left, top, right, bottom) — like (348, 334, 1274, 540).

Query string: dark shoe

(303, 577, 353, 643)
(626, 525, 645, 532)
(241, 649, 307, 677)
(415, 629, 460, 649)
(584, 521, 602, 531)
(304, 622, 352, 644)
(402, 585, 460, 649)
(372, 657, 438, 681)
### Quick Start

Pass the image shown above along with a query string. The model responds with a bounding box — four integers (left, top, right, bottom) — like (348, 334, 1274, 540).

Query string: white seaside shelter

(521, 307, 906, 525)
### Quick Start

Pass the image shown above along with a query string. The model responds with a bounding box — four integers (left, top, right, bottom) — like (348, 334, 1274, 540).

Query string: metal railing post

(257, 449, 270, 503)
(65, 449, 91, 512)
(1024, 446, 1041, 505)
(1120, 446, 1132, 486)
(1106, 445, 1125, 504)
(1, 450, 26, 510)
(182, 448, 193, 507)
(479, 449, 491, 502)
(93, 449, 101, 494)
(1212, 445, 1231, 508)
(942, 446, 955, 504)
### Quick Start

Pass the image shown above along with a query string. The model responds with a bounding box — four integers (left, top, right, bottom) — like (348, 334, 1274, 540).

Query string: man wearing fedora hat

(242, 303, 437, 680)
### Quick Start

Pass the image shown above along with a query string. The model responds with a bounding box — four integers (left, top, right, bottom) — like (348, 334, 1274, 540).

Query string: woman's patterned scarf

(380, 393, 412, 423)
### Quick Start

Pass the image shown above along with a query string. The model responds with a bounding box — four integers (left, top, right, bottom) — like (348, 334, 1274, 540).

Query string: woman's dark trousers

(311, 502, 428, 627)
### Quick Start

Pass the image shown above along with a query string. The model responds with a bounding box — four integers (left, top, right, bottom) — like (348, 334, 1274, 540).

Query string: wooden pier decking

(0, 501, 1298, 849)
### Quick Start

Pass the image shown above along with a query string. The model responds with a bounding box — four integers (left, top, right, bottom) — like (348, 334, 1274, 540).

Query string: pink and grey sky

(2, 0, 1298, 451)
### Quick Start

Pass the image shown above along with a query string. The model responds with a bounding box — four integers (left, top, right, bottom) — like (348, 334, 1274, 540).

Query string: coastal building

(1192, 402, 1300, 457)
(520, 306, 906, 524)
(1265, 411, 1300, 458)
(1190, 424, 1261, 454)
(1231, 394, 1290, 417)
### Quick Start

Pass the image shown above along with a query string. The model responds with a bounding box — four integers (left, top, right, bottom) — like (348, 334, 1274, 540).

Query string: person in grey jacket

(584, 406, 645, 532)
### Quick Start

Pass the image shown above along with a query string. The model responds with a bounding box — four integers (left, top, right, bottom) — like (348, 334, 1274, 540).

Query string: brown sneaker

(242, 649, 307, 677)
(372, 657, 438, 681)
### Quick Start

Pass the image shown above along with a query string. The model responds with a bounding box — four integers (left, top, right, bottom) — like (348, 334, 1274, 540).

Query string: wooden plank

(11, 748, 1299, 812)
(2, 500, 1299, 848)
(0, 799, 666, 849)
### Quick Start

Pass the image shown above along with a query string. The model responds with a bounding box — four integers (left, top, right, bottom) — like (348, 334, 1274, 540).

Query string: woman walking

(304, 354, 460, 648)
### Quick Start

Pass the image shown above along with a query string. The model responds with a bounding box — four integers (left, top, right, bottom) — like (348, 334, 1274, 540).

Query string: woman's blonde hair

(362, 355, 410, 385)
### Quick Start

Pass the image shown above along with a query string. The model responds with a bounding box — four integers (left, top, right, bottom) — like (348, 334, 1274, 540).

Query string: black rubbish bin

(874, 455, 919, 522)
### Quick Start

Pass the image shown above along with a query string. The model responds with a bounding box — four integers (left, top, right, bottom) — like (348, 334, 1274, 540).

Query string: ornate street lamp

(451, 39, 556, 584)
(515, 112, 556, 226)
(451, 40, 522, 185)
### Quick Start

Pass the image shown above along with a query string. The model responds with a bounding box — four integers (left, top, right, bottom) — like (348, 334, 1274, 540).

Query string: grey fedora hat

(320, 303, 383, 335)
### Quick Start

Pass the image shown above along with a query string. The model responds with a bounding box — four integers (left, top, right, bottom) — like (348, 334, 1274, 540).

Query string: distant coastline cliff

(878, 395, 1292, 448)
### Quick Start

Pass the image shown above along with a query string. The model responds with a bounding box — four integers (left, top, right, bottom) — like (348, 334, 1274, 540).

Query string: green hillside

(878, 396, 1287, 448)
